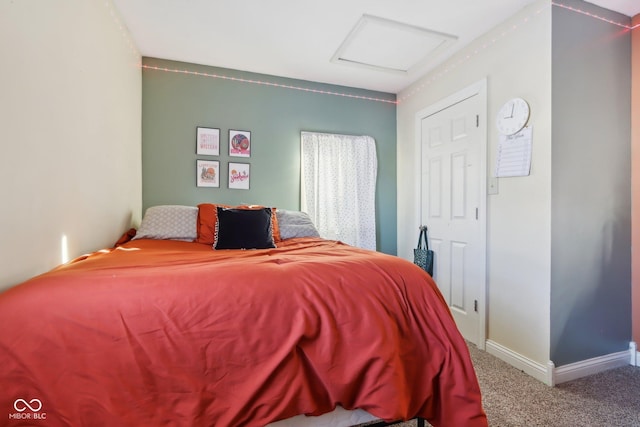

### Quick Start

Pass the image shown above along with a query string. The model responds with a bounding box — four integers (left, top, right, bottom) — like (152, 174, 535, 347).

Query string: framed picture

(229, 130, 251, 157)
(228, 162, 250, 190)
(196, 160, 220, 188)
(196, 127, 220, 156)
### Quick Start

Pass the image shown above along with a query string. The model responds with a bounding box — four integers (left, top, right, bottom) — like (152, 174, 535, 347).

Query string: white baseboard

(553, 348, 631, 385)
(485, 340, 552, 385)
(485, 340, 636, 386)
(629, 341, 639, 367)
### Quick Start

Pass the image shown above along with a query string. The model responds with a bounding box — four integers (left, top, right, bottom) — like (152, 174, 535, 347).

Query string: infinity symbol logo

(14, 398, 42, 412)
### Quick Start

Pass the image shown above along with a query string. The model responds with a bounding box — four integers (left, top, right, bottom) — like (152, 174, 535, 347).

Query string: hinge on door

(476, 115, 479, 127)
(474, 300, 478, 312)
(475, 207, 478, 220)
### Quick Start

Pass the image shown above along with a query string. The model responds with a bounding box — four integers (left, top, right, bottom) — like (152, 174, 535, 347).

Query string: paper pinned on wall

(494, 126, 532, 177)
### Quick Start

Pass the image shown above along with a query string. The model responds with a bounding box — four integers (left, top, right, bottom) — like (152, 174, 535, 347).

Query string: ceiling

(112, 0, 640, 94)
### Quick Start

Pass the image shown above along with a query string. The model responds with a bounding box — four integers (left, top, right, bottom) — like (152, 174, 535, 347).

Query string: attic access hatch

(331, 14, 458, 75)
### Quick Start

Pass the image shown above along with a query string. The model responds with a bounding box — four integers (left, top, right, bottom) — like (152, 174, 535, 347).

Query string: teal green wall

(142, 58, 397, 254)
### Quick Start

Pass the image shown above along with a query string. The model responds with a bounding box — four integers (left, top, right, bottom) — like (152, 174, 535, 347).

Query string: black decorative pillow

(214, 207, 276, 249)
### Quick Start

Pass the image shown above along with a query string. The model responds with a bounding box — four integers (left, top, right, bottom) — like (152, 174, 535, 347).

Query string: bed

(0, 205, 487, 427)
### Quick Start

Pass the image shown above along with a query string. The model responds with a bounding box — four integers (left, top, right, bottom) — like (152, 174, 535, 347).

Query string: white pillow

(133, 205, 198, 241)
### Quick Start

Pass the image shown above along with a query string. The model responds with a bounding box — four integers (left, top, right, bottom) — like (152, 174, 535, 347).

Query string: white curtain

(300, 131, 377, 250)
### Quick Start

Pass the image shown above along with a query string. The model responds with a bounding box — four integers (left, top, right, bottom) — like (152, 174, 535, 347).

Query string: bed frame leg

(362, 417, 426, 427)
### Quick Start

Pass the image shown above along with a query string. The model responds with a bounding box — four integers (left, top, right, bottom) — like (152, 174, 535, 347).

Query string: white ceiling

(589, 0, 640, 17)
(111, 0, 639, 94)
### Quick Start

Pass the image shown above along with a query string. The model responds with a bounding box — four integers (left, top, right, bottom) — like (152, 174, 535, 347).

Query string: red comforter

(0, 238, 486, 427)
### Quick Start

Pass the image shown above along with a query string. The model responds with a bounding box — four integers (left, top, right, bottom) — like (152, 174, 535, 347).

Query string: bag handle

(417, 225, 429, 250)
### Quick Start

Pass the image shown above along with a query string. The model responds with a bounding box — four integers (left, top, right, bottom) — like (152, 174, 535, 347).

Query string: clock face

(496, 97, 530, 135)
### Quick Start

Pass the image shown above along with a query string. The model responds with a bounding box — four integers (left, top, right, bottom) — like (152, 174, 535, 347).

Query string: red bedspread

(0, 238, 486, 427)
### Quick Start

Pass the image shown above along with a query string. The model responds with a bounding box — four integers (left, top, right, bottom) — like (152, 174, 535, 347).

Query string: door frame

(414, 78, 488, 349)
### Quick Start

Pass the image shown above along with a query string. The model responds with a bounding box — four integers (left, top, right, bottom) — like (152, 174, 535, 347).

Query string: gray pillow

(276, 210, 320, 240)
(133, 205, 198, 241)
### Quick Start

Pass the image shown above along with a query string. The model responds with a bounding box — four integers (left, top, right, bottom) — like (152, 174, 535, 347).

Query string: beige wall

(633, 15, 640, 346)
(0, 0, 142, 291)
(397, 0, 552, 368)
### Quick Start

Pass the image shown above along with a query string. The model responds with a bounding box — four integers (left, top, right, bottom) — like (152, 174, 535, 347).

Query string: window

(300, 131, 377, 250)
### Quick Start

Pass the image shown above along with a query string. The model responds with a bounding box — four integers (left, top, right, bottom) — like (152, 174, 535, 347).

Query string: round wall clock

(496, 97, 530, 135)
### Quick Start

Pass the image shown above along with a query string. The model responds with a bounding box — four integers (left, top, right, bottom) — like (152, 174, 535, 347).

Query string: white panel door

(420, 92, 484, 345)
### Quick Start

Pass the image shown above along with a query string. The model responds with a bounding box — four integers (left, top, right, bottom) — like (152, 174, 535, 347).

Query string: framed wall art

(196, 127, 220, 156)
(228, 162, 250, 190)
(196, 160, 220, 188)
(229, 130, 251, 157)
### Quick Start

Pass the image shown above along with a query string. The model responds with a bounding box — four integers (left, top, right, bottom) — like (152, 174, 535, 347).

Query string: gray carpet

(360, 342, 640, 426)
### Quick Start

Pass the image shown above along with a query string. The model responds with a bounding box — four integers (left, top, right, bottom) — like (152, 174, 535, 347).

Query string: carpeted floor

(359, 342, 640, 426)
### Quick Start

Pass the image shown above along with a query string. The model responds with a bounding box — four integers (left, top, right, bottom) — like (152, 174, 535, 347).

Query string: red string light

(137, 2, 634, 105)
(551, 1, 636, 30)
(141, 65, 398, 105)
(400, 2, 635, 102)
(105, 0, 141, 59)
